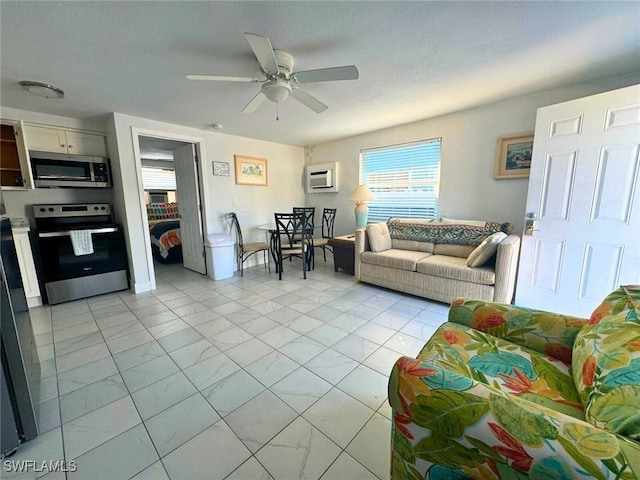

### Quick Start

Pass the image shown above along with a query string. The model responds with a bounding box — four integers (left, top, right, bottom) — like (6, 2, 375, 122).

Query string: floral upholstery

(418, 322, 584, 420)
(572, 286, 640, 440)
(388, 290, 640, 479)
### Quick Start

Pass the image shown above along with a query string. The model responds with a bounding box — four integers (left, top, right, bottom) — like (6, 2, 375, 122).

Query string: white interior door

(516, 84, 640, 317)
(173, 144, 206, 274)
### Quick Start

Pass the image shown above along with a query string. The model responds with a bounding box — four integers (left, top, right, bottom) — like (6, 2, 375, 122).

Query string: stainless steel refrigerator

(1, 217, 40, 456)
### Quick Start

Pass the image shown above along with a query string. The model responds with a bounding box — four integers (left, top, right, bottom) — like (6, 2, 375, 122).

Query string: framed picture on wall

(212, 161, 230, 176)
(494, 132, 534, 179)
(234, 155, 268, 186)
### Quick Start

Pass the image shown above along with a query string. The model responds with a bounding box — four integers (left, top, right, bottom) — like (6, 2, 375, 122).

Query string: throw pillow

(572, 286, 640, 440)
(465, 232, 507, 267)
(366, 222, 392, 252)
(572, 321, 640, 440)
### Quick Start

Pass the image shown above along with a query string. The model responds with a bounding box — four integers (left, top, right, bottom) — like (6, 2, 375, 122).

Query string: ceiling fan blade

(186, 74, 261, 83)
(290, 88, 328, 113)
(242, 91, 267, 114)
(293, 65, 359, 84)
(244, 33, 279, 75)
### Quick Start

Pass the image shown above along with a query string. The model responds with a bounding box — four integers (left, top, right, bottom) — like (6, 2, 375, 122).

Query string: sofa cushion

(416, 255, 495, 285)
(391, 239, 435, 253)
(366, 222, 392, 252)
(387, 218, 510, 246)
(417, 322, 584, 420)
(361, 249, 432, 271)
(466, 232, 507, 267)
(433, 244, 476, 258)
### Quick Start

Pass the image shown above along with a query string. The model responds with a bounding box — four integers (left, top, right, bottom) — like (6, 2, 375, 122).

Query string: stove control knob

(94, 206, 99, 211)
(48, 208, 54, 212)
(39, 208, 45, 212)
(101, 206, 106, 210)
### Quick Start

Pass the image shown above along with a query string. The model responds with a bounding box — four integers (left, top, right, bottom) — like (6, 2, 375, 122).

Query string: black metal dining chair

(313, 208, 337, 264)
(292, 207, 315, 269)
(229, 212, 270, 277)
(273, 212, 312, 280)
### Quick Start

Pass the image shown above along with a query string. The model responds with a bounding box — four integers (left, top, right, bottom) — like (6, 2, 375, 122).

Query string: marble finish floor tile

(161, 420, 251, 480)
(345, 413, 392, 480)
(256, 417, 341, 480)
(305, 349, 359, 385)
(131, 371, 197, 420)
(68, 424, 158, 480)
(59, 373, 128, 423)
(245, 351, 299, 387)
(271, 367, 332, 414)
(63, 396, 141, 459)
(224, 390, 297, 453)
(201, 369, 265, 417)
(145, 393, 220, 456)
(303, 388, 374, 448)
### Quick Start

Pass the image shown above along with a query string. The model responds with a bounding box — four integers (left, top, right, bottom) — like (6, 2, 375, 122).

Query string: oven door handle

(38, 227, 118, 238)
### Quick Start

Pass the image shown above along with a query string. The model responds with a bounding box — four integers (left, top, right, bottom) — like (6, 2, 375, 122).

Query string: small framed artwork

(234, 155, 268, 186)
(494, 133, 534, 179)
(212, 161, 230, 176)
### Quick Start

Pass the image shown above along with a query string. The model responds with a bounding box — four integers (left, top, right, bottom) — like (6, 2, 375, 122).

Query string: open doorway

(137, 135, 207, 284)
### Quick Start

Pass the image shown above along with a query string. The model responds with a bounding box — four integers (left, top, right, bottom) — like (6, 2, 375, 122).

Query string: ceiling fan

(186, 33, 359, 114)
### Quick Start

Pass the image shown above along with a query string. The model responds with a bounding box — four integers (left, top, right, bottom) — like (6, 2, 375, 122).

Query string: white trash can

(205, 234, 235, 280)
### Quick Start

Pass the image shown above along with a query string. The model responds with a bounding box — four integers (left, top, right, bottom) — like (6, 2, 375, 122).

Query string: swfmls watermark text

(3, 460, 77, 473)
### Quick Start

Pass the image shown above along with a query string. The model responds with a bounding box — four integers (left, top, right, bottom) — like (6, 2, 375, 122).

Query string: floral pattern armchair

(388, 286, 640, 479)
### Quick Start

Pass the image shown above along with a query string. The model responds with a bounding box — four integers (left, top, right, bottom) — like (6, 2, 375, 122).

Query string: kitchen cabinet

(11, 224, 42, 308)
(0, 121, 33, 190)
(24, 125, 107, 157)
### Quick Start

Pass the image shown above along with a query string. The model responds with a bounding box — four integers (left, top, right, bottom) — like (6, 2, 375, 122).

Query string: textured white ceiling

(2, 1, 639, 147)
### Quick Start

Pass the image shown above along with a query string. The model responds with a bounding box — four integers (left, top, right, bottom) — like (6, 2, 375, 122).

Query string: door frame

(131, 127, 207, 289)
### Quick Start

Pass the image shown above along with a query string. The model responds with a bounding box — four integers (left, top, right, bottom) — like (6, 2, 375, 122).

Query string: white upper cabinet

(25, 125, 108, 157)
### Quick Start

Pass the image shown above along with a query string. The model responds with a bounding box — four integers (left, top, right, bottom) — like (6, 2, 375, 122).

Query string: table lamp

(349, 184, 375, 229)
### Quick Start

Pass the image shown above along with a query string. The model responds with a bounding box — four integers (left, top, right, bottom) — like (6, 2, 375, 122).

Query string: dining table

(257, 223, 319, 272)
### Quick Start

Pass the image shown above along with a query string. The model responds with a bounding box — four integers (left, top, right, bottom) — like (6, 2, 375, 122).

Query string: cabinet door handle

(61, 144, 66, 148)
(68, 145, 73, 149)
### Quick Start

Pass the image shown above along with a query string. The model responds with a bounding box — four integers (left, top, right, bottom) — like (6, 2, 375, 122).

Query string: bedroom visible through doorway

(137, 135, 206, 284)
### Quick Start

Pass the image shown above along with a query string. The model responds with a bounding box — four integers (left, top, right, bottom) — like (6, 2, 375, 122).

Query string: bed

(147, 203, 183, 264)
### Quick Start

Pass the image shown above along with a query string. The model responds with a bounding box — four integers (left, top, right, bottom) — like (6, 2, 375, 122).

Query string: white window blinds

(359, 139, 441, 223)
(141, 167, 176, 191)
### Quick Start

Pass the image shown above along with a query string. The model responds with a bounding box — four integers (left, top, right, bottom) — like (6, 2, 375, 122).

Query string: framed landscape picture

(234, 155, 268, 186)
(494, 133, 534, 179)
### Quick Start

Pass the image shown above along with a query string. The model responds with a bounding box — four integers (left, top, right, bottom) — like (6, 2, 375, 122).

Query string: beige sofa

(354, 218, 520, 304)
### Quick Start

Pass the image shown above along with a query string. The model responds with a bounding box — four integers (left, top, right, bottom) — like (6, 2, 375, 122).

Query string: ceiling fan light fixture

(262, 78, 291, 103)
(19, 81, 64, 98)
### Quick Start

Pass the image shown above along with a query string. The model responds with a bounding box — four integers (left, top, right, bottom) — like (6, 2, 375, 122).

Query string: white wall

(307, 75, 640, 236)
(0, 107, 111, 221)
(108, 113, 304, 292)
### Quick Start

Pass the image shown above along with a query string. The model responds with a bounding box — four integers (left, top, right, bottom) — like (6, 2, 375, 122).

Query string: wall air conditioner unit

(307, 162, 339, 193)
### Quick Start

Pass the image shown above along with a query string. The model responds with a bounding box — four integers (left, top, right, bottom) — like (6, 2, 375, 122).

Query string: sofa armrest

(447, 298, 587, 361)
(354, 228, 369, 280)
(493, 234, 520, 303)
(389, 356, 640, 480)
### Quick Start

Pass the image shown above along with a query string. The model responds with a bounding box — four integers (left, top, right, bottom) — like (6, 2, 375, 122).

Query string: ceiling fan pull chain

(276, 102, 279, 121)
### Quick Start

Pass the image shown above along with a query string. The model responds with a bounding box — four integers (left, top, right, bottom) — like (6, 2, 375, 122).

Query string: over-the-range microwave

(30, 151, 111, 188)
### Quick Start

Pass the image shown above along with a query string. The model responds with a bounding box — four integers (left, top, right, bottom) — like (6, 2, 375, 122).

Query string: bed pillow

(466, 232, 506, 267)
(366, 222, 392, 252)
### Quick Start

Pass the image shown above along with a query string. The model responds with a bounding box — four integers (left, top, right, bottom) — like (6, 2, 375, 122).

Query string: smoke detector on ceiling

(19, 81, 64, 99)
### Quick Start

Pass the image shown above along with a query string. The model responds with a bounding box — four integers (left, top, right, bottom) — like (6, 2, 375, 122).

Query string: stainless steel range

(33, 204, 128, 305)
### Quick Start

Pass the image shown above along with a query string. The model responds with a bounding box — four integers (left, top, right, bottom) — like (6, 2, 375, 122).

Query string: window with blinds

(141, 167, 176, 191)
(359, 139, 441, 223)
